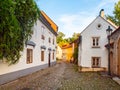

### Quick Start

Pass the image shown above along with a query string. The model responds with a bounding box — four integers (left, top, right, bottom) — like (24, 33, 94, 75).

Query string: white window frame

(26, 49, 33, 64)
(92, 37, 100, 48)
(41, 50, 44, 61)
(91, 57, 101, 68)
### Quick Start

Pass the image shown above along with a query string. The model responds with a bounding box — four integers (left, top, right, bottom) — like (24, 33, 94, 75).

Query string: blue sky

(35, 0, 118, 38)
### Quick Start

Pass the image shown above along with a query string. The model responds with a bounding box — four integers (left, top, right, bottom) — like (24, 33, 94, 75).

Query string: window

(41, 35, 45, 40)
(27, 49, 33, 64)
(92, 57, 100, 68)
(96, 23, 102, 30)
(53, 52, 54, 60)
(53, 38, 54, 45)
(41, 51, 44, 61)
(41, 26, 45, 40)
(49, 37, 51, 43)
(92, 37, 100, 48)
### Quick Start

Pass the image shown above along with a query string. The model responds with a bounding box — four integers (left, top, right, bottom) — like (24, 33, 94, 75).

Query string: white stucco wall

(0, 19, 57, 75)
(78, 16, 116, 68)
(56, 45, 62, 59)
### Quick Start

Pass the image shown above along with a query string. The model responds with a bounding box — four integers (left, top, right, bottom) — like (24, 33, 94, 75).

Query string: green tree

(73, 47, 78, 64)
(0, 0, 40, 64)
(107, 0, 120, 26)
(72, 32, 80, 40)
(65, 33, 80, 43)
(57, 32, 65, 43)
(57, 32, 69, 47)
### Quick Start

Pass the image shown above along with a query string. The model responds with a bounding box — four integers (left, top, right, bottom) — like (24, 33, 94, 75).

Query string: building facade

(78, 9, 117, 71)
(0, 11, 58, 85)
(107, 27, 120, 76)
(62, 39, 79, 62)
(62, 44, 73, 62)
(56, 45, 63, 60)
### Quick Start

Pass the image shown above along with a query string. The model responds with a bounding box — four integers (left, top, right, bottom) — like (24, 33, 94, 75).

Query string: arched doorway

(117, 39, 120, 76)
(110, 52, 113, 75)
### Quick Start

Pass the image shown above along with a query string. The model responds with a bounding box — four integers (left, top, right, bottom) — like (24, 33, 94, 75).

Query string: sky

(35, 0, 119, 38)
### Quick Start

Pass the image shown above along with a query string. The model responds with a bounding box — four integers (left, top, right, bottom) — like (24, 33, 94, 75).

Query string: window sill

(27, 62, 32, 64)
(92, 66, 100, 68)
(92, 46, 100, 48)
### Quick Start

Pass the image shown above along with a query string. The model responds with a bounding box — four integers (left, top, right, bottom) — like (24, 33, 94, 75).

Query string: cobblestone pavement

(0, 61, 120, 90)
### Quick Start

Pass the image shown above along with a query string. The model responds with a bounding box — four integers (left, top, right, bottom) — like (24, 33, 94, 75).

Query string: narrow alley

(0, 61, 120, 90)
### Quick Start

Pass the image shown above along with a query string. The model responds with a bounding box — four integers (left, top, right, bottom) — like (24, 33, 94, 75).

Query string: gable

(81, 16, 117, 36)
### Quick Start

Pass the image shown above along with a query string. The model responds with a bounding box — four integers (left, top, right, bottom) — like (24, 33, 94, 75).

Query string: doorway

(117, 39, 120, 76)
(110, 52, 113, 75)
(48, 52, 51, 67)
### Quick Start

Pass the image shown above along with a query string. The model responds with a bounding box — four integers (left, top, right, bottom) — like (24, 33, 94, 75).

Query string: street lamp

(106, 26, 113, 75)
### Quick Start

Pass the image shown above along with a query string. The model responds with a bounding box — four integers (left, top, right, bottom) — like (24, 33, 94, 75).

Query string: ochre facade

(62, 39, 79, 62)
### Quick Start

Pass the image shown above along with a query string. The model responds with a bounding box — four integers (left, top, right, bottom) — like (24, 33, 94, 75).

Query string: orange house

(62, 39, 79, 62)
(62, 44, 73, 62)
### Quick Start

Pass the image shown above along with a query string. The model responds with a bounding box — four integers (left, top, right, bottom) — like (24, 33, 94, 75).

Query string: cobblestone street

(0, 61, 120, 90)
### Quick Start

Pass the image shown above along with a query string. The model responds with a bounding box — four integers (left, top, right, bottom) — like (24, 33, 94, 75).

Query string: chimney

(99, 9, 104, 18)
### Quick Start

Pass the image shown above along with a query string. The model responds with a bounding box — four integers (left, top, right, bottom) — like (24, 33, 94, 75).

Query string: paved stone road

(0, 61, 120, 90)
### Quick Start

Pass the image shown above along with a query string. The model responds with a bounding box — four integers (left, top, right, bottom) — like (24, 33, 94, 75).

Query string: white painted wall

(78, 16, 116, 68)
(56, 45, 62, 59)
(0, 19, 57, 75)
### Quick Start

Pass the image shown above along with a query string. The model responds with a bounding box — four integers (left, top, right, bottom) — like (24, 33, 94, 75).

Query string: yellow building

(62, 39, 79, 62)
(62, 44, 73, 62)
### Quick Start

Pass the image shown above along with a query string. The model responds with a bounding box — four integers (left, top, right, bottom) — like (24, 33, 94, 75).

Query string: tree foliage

(57, 32, 65, 43)
(66, 33, 80, 43)
(57, 32, 80, 47)
(73, 47, 78, 64)
(0, 0, 40, 64)
(107, 0, 120, 26)
(56, 32, 68, 46)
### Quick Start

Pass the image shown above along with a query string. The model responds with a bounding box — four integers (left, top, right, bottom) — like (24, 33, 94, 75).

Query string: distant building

(78, 9, 117, 71)
(56, 45, 62, 60)
(62, 44, 73, 62)
(62, 39, 79, 62)
(106, 27, 120, 76)
(0, 11, 58, 85)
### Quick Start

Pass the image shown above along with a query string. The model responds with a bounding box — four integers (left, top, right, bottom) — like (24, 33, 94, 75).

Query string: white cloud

(96, 0, 118, 11)
(58, 12, 95, 38)
(57, 0, 119, 38)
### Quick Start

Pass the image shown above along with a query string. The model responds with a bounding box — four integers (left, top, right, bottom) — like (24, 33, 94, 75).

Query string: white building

(56, 45, 63, 60)
(78, 9, 117, 71)
(0, 11, 58, 85)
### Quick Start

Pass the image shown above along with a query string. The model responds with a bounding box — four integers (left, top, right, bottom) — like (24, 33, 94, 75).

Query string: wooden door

(110, 52, 113, 75)
(48, 53, 51, 67)
(118, 39, 120, 76)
